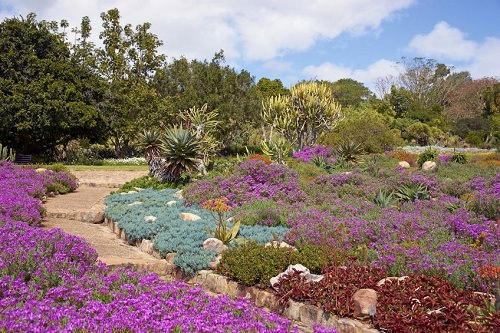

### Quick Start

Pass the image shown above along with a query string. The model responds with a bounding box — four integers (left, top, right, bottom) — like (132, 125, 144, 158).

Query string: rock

(422, 160, 437, 171)
(398, 161, 410, 169)
(180, 212, 201, 221)
(92, 211, 105, 224)
(264, 240, 297, 251)
(270, 264, 323, 290)
(352, 288, 377, 319)
(139, 239, 154, 254)
(144, 215, 157, 223)
(376, 276, 409, 287)
(127, 190, 137, 194)
(128, 201, 143, 206)
(226, 216, 234, 223)
(35, 168, 47, 173)
(174, 190, 184, 199)
(208, 254, 222, 270)
(203, 238, 228, 254)
(133, 187, 144, 191)
(166, 200, 177, 207)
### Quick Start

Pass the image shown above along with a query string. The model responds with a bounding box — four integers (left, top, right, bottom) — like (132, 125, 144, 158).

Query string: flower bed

(0, 161, 337, 332)
(105, 189, 289, 275)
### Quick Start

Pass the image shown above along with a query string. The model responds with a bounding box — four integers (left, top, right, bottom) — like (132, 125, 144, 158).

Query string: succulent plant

(335, 141, 364, 165)
(159, 126, 199, 182)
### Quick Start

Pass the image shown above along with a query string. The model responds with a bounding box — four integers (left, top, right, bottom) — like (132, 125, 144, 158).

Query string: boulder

(422, 160, 437, 171)
(398, 161, 410, 169)
(264, 241, 297, 251)
(144, 215, 157, 223)
(166, 200, 177, 207)
(174, 190, 184, 199)
(352, 288, 377, 319)
(180, 212, 201, 221)
(203, 238, 228, 254)
(128, 201, 143, 206)
(35, 168, 47, 174)
(270, 264, 323, 290)
(92, 211, 105, 224)
(139, 239, 154, 254)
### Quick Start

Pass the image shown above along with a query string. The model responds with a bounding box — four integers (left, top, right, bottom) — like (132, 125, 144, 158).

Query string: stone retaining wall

(104, 218, 378, 333)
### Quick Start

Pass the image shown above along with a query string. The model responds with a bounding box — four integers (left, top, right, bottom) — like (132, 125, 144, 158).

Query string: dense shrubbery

(117, 175, 178, 193)
(218, 243, 332, 287)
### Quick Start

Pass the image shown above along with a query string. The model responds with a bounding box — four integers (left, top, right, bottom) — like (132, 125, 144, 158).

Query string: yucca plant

(451, 152, 468, 164)
(160, 126, 199, 182)
(138, 130, 166, 180)
(335, 142, 364, 165)
(373, 189, 399, 208)
(395, 183, 430, 202)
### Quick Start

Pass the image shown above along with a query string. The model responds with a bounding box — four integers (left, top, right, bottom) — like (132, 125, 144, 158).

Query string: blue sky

(1, 0, 499, 92)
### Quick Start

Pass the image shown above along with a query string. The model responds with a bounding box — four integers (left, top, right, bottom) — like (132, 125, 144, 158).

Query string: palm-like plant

(159, 126, 199, 182)
(138, 130, 163, 178)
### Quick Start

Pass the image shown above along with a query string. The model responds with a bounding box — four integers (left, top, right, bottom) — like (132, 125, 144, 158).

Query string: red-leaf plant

(274, 265, 499, 332)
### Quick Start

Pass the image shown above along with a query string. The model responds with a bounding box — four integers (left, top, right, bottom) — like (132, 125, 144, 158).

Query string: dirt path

(42, 170, 172, 278)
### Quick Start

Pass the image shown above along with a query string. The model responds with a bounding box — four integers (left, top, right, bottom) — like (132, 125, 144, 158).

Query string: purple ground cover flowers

(1, 162, 338, 332)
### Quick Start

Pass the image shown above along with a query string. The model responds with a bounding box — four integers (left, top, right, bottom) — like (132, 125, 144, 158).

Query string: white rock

(128, 190, 138, 194)
(128, 201, 143, 206)
(270, 264, 323, 290)
(203, 238, 228, 254)
(144, 215, 157, 223)
(180, 212, 201, 221)
(35, 168, 47, 174)
(166, 200, 177, 207)
(133, 187, 144, 191)
(174, 190, 184, 199)
(398, 161, 410, 169)
(422, 160, 437, 171)
(376, 276, 409, 287)
(264, 241, 297, 251)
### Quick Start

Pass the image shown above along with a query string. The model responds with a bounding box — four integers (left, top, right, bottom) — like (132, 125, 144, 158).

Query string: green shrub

(217, 242, 297, 287)
(233, 200, 288, 227)
(372, 189, 398, 208)
(417, 148, 437, 167)
(217, 242, 332, 287)
(395, 183, 430, 202)
(117, 176, 178, 193)
(451, 152, 468, 164)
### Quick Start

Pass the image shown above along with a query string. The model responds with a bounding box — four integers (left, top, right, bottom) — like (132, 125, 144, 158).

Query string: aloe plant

(159, 126, 199, 182)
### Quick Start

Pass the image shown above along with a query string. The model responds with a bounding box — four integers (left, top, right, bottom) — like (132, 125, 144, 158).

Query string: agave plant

(373, 189, 399, 208)
(159, 126, 199, 182)
(335, 142, 364, 165)
(395, 183, 430, 202)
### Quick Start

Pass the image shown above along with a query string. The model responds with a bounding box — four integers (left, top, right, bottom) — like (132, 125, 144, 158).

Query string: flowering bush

(184, 159, 305, 206)
(292, 145, 334, 162)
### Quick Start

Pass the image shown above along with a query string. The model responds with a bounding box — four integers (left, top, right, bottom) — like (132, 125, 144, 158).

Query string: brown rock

(203, 238, 228, 254)
(92, 211, 105, 224)
(352, 288, 377, 319)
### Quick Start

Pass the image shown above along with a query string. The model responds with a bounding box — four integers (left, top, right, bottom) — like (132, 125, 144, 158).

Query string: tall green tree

(328, 78, 374, 108)
(96, 8, 165, 156)
(0, 14, 105, 155)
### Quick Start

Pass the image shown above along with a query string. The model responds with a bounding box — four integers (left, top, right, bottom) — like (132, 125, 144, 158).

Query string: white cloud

(0, 0, 415, 61)
(302, 59, 403, 91)
(408, 21, 477, 61)
(408, 21, 500, 78)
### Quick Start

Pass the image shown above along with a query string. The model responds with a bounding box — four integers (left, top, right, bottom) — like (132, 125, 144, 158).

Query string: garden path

(42, 170, 173, 279)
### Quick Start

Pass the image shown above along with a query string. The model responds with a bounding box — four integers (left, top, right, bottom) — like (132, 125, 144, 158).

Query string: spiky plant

(159, 126, 199, 182)
(138, 130, 164, 178)
(335, 142, 364, 165)
(395, 183, 430, 202)
(373, 189, 399, 208)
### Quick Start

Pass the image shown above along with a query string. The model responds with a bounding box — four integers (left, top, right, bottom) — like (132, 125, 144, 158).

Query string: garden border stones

(104, 216, 378, 333)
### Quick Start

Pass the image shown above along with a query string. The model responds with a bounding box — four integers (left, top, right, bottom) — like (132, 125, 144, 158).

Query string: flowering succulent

(203, 197, 240, 244)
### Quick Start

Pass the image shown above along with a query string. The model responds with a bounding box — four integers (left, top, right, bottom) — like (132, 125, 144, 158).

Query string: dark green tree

(329, 78, 374, 108)
(0, 13, 105, 156)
